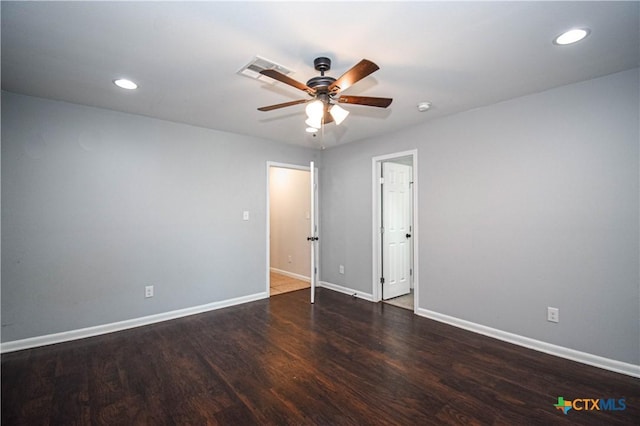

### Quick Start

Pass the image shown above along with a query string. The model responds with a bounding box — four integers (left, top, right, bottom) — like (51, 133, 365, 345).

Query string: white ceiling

(2, 1, 638, 149)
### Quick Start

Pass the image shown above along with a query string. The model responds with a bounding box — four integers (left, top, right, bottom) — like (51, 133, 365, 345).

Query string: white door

(382, 162, 412, 300)
(309, 161, 318, 303)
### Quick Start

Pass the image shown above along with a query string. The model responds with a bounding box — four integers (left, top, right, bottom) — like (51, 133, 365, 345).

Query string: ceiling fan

(257, 57, 392, 128)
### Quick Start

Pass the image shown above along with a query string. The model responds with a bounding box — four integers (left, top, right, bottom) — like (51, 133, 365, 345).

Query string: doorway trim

(266, 161, 313, 297)
(371, 150, 419, 308)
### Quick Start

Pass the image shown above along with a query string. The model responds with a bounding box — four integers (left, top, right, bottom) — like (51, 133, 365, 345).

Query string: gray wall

(320, 68, 639, 365)
(1, 92, 318, 342)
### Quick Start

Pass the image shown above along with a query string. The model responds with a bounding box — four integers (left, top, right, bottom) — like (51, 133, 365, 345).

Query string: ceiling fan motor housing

(307, 76, 336, 91)
(307, 57, 336, 91)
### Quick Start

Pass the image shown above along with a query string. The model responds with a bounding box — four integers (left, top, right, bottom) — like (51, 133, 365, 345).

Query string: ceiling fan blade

(328, 59, 379, 93)
(338, 95, 393, 108)
(260, 69, 315, 93)
(257, 99, 308, 112)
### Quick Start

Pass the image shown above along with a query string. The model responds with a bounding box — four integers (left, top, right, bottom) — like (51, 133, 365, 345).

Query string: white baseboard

(318, 281, 374, 302)
(270, 267, 310, 282)
(416, 307, 640, 379)
(1, 292, 269, 354)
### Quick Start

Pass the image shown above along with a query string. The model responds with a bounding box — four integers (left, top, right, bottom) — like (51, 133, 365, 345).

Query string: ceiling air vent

(237, 55, 294, 82)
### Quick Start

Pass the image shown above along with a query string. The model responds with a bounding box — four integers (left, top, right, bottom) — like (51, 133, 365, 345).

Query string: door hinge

(380, 177, 385, 184)
(380, 277, 385, 284)
(314, 267, 317, 275)
(380, 226, 384, 234)
(410, 268, 413, 276)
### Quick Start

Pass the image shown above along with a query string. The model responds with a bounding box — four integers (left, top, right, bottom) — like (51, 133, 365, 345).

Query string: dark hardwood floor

(2, 288, 638, 425)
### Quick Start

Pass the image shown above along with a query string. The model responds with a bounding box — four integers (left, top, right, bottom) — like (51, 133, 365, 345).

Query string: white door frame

(265, 161, 316, 297)
(371, 150, 418, 309)
(309, 161, 318, 304)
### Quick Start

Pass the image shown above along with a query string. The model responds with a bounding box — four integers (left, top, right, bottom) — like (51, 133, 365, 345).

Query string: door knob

(406, 233, 412, 238)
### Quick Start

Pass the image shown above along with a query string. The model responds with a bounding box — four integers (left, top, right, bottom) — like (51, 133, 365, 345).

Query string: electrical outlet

(547, 307, 559, 323)
(288, 255, 292, 263)
(145, 285, 154, 298)
(339, 265, 344, 274)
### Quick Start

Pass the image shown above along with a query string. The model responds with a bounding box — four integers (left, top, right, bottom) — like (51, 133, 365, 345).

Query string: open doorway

(267, 163, 312, 296)
(372, 150, 418, 311)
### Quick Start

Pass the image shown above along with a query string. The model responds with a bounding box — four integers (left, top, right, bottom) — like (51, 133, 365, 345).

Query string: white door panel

(310, 161, 318, 304)
(382, 162, 412, 300)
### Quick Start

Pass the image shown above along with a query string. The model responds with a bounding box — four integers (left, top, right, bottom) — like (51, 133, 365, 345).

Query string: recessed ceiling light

(113, 78, 138, 90)
(553, 28, 590, 45)
(417, 102, 432, 112)
(306, 127, 318, 133)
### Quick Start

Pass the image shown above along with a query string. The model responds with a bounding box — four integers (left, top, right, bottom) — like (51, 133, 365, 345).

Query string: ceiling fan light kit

(329, 104, 349, 125)
(257, 56, 392, 129)
(305, 99, 324, 120)
(306, 116, 322, 129)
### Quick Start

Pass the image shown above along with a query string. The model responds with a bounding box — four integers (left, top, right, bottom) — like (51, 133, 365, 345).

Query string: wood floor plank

(2, 288, 639, 425)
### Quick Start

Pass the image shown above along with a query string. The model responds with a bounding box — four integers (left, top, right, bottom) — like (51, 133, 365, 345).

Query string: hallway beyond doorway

(270, 272, 309, 295)
(384, 290, 414, 310)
